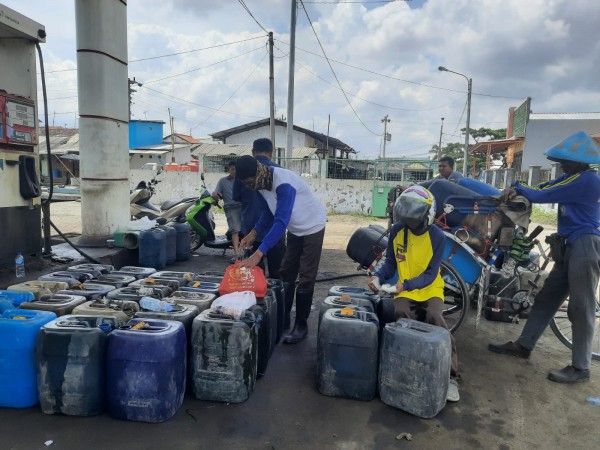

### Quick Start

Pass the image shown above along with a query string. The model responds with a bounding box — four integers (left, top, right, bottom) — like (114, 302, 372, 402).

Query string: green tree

(432, 127, 508, 174)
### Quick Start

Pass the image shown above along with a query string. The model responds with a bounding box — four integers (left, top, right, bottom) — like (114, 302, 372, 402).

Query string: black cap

(235, 155, 258, 180)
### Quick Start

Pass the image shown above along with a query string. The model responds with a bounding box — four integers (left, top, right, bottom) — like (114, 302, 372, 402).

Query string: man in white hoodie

(236, 155, 327, 344)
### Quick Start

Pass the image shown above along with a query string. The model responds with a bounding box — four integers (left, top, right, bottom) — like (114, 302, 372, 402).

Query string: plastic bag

(218, 265, 267, 297)
(211, 291, 257, 320)
(126, 216, 156, 231)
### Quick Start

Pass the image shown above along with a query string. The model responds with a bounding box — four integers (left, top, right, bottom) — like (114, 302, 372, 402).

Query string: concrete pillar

(504, 168, 516, 189)
(75, 0, 129, 245)
(320, 158, 327, 180)
(550, 162, 563, 180)
(491, 170, 498, 188)
(528, 165, 542, 186)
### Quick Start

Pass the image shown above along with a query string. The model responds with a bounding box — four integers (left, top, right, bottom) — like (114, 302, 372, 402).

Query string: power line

(295, 59, 467, 112)
(39, 36, 267, 73)
(299, 0, 380, 136)
(277, 39, 524, 100)
(129, 36, 265, 62)
(141, 85, 264, 120)
(191, 50, 268, 131)
(143, 45, 266, 84)
(237, 0, 269, 33)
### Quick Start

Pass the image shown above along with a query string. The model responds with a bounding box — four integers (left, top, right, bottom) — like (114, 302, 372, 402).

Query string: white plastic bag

(211, 291, 257, 320)
(126, 216, 156, 231)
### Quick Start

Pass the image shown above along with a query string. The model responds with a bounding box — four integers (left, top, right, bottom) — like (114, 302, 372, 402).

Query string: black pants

(252, 236, 286, 279)
(278, 227, 325, 291)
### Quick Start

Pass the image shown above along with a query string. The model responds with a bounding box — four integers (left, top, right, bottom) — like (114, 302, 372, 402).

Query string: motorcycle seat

(161, 197, 196, 211)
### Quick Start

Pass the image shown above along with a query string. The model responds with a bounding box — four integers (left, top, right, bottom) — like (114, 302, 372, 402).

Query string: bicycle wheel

(440, 260, 469, 334)
(549, 297, 600, 361)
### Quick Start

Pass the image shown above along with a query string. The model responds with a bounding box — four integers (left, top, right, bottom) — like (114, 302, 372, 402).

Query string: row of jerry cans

(137, 223, 192, 269)
(0, 310, 186, 422)
(0, 273, 287, 417)
(317, 286, 452, 419)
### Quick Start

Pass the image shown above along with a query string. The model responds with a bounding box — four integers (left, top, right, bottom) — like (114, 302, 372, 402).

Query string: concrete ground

(1, 202, 598, 450)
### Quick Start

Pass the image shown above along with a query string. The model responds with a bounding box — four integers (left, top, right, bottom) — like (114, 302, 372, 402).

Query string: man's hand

(239, 229, 257, 251)
(500, 188, 517, 203)
(212, 191, 222, 201)
(395, 282, 405, 294)
(236, 250, 263, 269)
(368, 276, 381, 293)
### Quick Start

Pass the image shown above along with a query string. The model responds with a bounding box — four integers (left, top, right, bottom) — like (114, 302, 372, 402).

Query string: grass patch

(531, 205, 558, 226)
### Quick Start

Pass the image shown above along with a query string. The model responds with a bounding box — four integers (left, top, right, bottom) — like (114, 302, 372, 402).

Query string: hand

(500, 188, 517, 203)
(212, 192, 222, 201)
(368, 276, 380, 293)
(395, 282, 405, 294)
(239, 230, 257, 251)
(236, 250, 263, 269)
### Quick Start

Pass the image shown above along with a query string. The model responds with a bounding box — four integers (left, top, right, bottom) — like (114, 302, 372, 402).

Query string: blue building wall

(129, 120, 164, 149)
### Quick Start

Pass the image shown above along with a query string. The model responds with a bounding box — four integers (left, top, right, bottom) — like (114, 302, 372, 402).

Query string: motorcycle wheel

(190, 230, 203, 251)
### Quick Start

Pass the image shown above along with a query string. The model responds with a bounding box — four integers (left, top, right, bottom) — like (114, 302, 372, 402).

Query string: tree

(432, 127, 508, 174)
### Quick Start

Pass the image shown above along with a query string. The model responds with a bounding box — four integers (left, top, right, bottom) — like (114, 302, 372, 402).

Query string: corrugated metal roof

(530, 112, 600, 120)
(129, 149, 170, 155)
(192, 143, 317, 158)
(133, 143, 192, 151)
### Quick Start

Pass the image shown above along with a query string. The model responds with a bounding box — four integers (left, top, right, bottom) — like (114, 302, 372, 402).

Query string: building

(209, 118, 355, 160)
(129, 120, 165, 149)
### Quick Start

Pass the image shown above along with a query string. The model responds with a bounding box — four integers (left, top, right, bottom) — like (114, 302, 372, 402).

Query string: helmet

(543, 131, 600, 165)
(393, 186, 436, 230)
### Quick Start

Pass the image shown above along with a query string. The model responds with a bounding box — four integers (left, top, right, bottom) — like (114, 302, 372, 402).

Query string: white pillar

(75, 0, 129, 244)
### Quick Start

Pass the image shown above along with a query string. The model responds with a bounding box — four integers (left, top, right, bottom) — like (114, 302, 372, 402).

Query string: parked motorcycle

(130, 175, 196, 223)
(186, 173, 233, 252)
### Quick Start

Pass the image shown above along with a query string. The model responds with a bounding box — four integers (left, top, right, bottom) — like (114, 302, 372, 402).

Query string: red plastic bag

(218, 265, 267, 297)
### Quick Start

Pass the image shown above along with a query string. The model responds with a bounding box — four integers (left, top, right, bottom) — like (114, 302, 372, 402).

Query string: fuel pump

(0, 4, 46, 266)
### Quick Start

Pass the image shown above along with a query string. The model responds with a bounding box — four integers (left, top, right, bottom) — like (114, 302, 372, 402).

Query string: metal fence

(199, 155, 436, 181)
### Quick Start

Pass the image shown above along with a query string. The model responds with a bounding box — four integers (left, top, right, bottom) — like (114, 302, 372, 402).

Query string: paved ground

(1, 202, 598, 450)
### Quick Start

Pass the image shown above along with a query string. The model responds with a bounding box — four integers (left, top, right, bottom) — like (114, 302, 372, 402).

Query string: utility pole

(326, 114, 330, 157)
(128, 77, 142, 120)
(381, 115, 391, 159)
(268, 31, 276, 150)
(168, 107, 175, 163)
(464, 78, 472, 176)
(286, 0, 297, 162)
(438, 117, 444, 159)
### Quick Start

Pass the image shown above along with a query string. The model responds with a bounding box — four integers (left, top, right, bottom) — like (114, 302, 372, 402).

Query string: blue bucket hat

(544, 131, 600, 165)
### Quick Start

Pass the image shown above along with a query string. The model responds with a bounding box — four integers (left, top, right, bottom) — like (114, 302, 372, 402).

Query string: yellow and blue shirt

(375, 224, 445, 302)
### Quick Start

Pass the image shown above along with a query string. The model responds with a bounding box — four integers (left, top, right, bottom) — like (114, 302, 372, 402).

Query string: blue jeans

(518, 234, 600, 370)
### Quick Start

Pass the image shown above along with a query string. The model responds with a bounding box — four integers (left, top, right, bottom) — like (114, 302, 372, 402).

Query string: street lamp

(438, 66, 472, 176)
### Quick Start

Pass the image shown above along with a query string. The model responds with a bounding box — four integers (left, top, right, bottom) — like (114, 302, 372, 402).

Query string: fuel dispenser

(0, 4, 46, 266)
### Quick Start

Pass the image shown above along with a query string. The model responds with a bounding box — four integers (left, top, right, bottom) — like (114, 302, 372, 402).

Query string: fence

(199, 155, 436, 181)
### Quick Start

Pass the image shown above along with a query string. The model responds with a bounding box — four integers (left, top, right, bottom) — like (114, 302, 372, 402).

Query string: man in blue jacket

(232, 138, 286, 277)
(489, 131, 600, 383)
(236, 155, 327, 344)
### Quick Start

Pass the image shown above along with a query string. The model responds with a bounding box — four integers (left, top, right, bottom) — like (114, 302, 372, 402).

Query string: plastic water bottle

(586, 396, 600, 406)
(140, 296, 174, 312)
(15, 251, 25, 278)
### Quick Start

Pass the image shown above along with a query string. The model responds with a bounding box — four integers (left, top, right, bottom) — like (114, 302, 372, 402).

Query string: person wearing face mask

(368, 185, 460, 402)
(489, 131, 600, 384)
(235, 155, 327, 345)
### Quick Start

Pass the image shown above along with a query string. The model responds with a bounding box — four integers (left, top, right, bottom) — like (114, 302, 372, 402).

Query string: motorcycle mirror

(201, 173, 205, 181)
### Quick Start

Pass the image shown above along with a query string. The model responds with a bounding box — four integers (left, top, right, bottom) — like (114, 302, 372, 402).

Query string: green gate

(372, 184, 392, 218)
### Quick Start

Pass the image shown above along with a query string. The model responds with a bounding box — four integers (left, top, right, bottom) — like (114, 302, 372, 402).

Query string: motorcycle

(186, 173, 233, 252)
(130, 175, 196, 223)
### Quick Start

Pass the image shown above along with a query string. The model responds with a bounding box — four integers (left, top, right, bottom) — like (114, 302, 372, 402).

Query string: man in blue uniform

(489, 131, 600, 383)
(368, 185, 460, 402)
(236, 155, 327, 344)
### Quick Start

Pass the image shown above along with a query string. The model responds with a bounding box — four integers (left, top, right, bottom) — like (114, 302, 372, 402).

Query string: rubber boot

(283, 288, 313, 345)
(282, 281, 296, 331)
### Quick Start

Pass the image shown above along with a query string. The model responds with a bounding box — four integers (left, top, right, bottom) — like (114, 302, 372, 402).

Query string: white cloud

(4, 0, 599, 158)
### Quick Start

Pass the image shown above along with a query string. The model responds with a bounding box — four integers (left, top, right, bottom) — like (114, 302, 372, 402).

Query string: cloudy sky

(5, 0, 600, 158)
